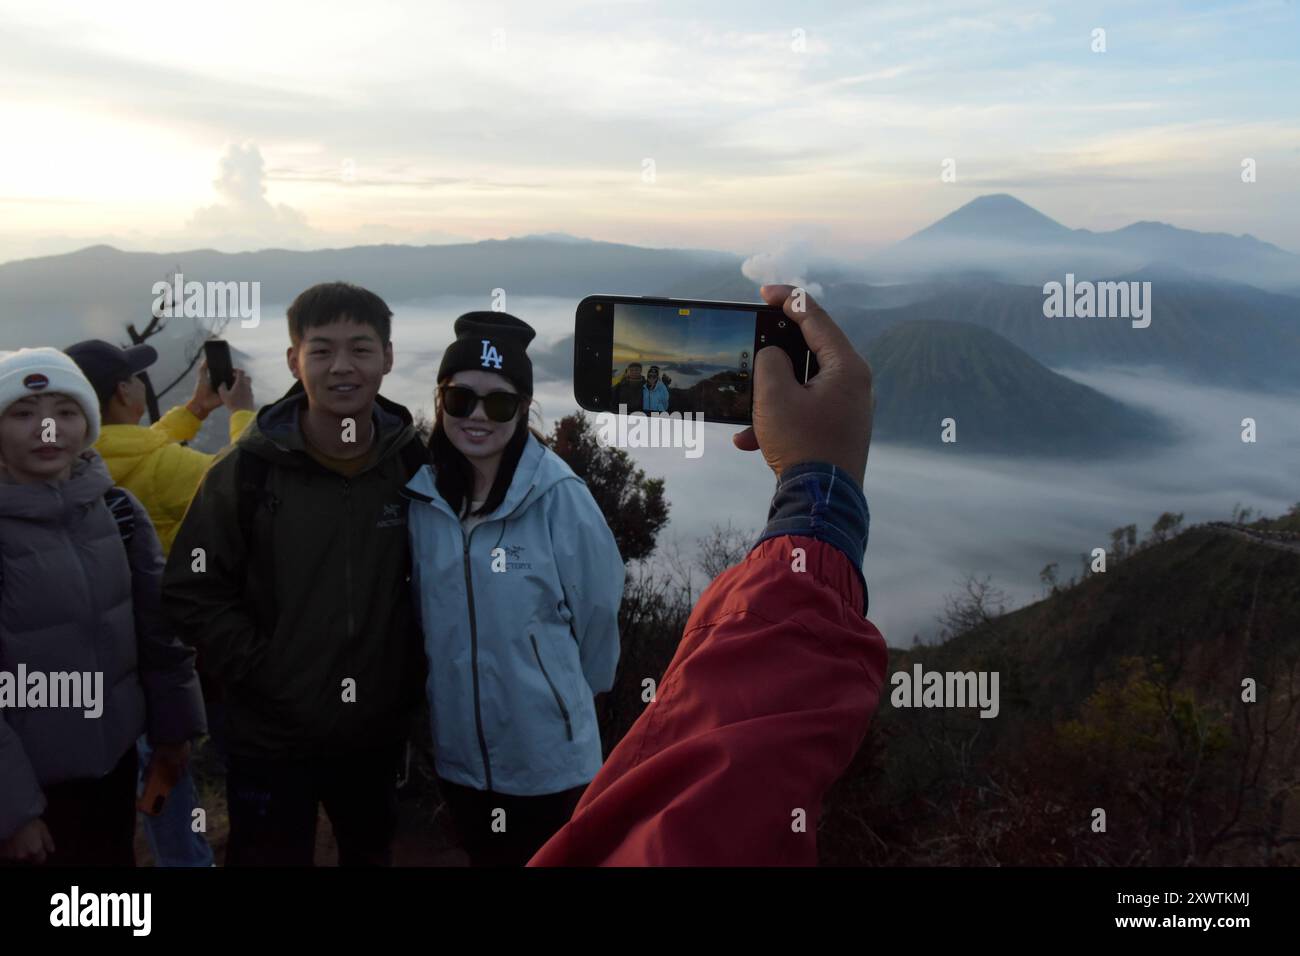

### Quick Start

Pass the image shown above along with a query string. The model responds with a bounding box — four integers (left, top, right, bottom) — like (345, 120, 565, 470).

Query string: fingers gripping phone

(573, 295, 819, 426)
(202, 339, 235, 392)
(136, 758, 180, 817)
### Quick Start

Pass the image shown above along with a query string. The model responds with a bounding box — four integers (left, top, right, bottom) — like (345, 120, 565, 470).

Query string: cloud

(741, 243, 824, 297)
(187, 142, 314, 248)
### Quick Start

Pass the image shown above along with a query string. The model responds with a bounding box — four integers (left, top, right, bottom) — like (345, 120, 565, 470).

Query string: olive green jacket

(162, 382, 427, 758)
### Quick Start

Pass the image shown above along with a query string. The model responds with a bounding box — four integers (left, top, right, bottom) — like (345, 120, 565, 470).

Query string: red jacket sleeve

(528, 534, 888, 866)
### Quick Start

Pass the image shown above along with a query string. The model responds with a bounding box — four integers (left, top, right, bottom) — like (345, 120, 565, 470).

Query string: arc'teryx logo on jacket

(161, 382, 427, 759)
(404, 435, 624, 796)
(377, 503, 405, 528)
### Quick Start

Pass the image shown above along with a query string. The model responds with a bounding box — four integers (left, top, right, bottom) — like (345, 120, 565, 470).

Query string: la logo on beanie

(23, 373, 49, 391)
(479, 339, 503, 370)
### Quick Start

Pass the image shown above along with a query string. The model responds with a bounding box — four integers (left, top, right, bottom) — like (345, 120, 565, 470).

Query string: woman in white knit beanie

(0, 346, 206, 865)
(0, 347, 101, 483)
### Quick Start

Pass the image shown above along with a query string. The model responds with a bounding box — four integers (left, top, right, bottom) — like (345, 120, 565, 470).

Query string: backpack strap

(103, 487, 136, 548)
(234, 450, 278, 625)
(235, 450, 274, 545)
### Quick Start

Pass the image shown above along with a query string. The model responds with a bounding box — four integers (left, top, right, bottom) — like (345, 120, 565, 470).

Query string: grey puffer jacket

(0, 450, 206, 841)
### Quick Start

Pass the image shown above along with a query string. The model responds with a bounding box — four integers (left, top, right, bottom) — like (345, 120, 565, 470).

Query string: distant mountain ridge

(0, 239, 743, 349)
(909, 194, 1073, 243)
(826, 272, 1300, 390)
(865, 319, 1172, 456)
(875, 194, 1300, 292)
(4, 195, 1296, 394)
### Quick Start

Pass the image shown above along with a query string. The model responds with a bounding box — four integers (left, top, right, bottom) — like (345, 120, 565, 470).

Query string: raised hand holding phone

(186, 359, 224, 418)
(218, 368, 255, 412)
(732, 284, 874, 484)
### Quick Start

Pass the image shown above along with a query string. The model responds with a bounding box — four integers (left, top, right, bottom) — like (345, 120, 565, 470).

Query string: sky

(613, 303, 756, 369)
(1, 0, 1297, 266)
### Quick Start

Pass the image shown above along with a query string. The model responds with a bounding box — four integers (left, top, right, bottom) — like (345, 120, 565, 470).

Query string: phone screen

(609, 301, 755, 420)
(574, 294, 816, 425)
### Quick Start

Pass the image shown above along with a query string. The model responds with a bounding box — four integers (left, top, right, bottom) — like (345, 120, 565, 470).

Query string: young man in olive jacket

(161, 283, 427, 866)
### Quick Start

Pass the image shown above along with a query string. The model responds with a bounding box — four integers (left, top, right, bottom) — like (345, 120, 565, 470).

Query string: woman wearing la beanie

(0, 348, 205, 866)
(404, 312, 624, 867)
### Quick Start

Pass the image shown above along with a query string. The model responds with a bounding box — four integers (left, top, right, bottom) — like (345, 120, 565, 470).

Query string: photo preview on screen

(595, 301, 762, 457)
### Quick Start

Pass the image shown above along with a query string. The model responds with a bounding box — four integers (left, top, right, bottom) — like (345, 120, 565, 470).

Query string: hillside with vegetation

(819, 507, 1300, 865)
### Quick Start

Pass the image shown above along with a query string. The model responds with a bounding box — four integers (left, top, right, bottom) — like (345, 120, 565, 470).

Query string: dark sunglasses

(439, 384, 523, 422)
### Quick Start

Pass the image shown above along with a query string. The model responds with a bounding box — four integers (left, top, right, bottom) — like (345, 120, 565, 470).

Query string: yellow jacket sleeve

(143, 406, 257, 556)
(228, 409, 255, 442)
(152, 405, 204, 443)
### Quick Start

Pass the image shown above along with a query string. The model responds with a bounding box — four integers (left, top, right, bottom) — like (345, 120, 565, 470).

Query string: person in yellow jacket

(65, 339, 256, 555)
(63, 337, 256, 869)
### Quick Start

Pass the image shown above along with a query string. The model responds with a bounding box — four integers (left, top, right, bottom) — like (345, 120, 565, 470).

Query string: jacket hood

(0, 449, 114, 520)
(405, 432, 581, 521)
(239, 379, 416, 468)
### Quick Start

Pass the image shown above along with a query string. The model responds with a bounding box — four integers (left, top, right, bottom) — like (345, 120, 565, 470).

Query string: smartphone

(573, 294, 819, 426)
(136, 758, 180, 817)
(202, 339, 235, 392)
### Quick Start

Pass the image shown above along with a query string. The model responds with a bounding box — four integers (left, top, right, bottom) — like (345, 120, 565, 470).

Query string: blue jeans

(136, 735, 214, 867)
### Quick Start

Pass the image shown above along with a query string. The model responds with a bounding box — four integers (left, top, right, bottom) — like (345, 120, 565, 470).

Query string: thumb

(753, 344, 796, 407)
(732, 426, 758, 451)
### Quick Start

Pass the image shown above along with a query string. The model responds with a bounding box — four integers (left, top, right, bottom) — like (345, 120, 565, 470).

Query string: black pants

(439, 777, 586, 867)
(24, 745, 138, 866)
(225, 747, 399, 867)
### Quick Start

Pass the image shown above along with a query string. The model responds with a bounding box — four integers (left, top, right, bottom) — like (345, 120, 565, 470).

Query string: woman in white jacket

(405, 311, 624, 866)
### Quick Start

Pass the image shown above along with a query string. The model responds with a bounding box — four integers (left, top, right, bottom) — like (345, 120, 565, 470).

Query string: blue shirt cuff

(751, 461, 870, 616)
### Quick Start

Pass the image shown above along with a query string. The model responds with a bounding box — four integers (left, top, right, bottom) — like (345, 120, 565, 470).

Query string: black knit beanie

(437, 311, 535, 395)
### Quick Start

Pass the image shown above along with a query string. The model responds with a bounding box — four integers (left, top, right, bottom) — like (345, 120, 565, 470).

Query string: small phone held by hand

(136, 757, 181, 817)
(573, 294, 818, 426)
(202, 339, 235, 393)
